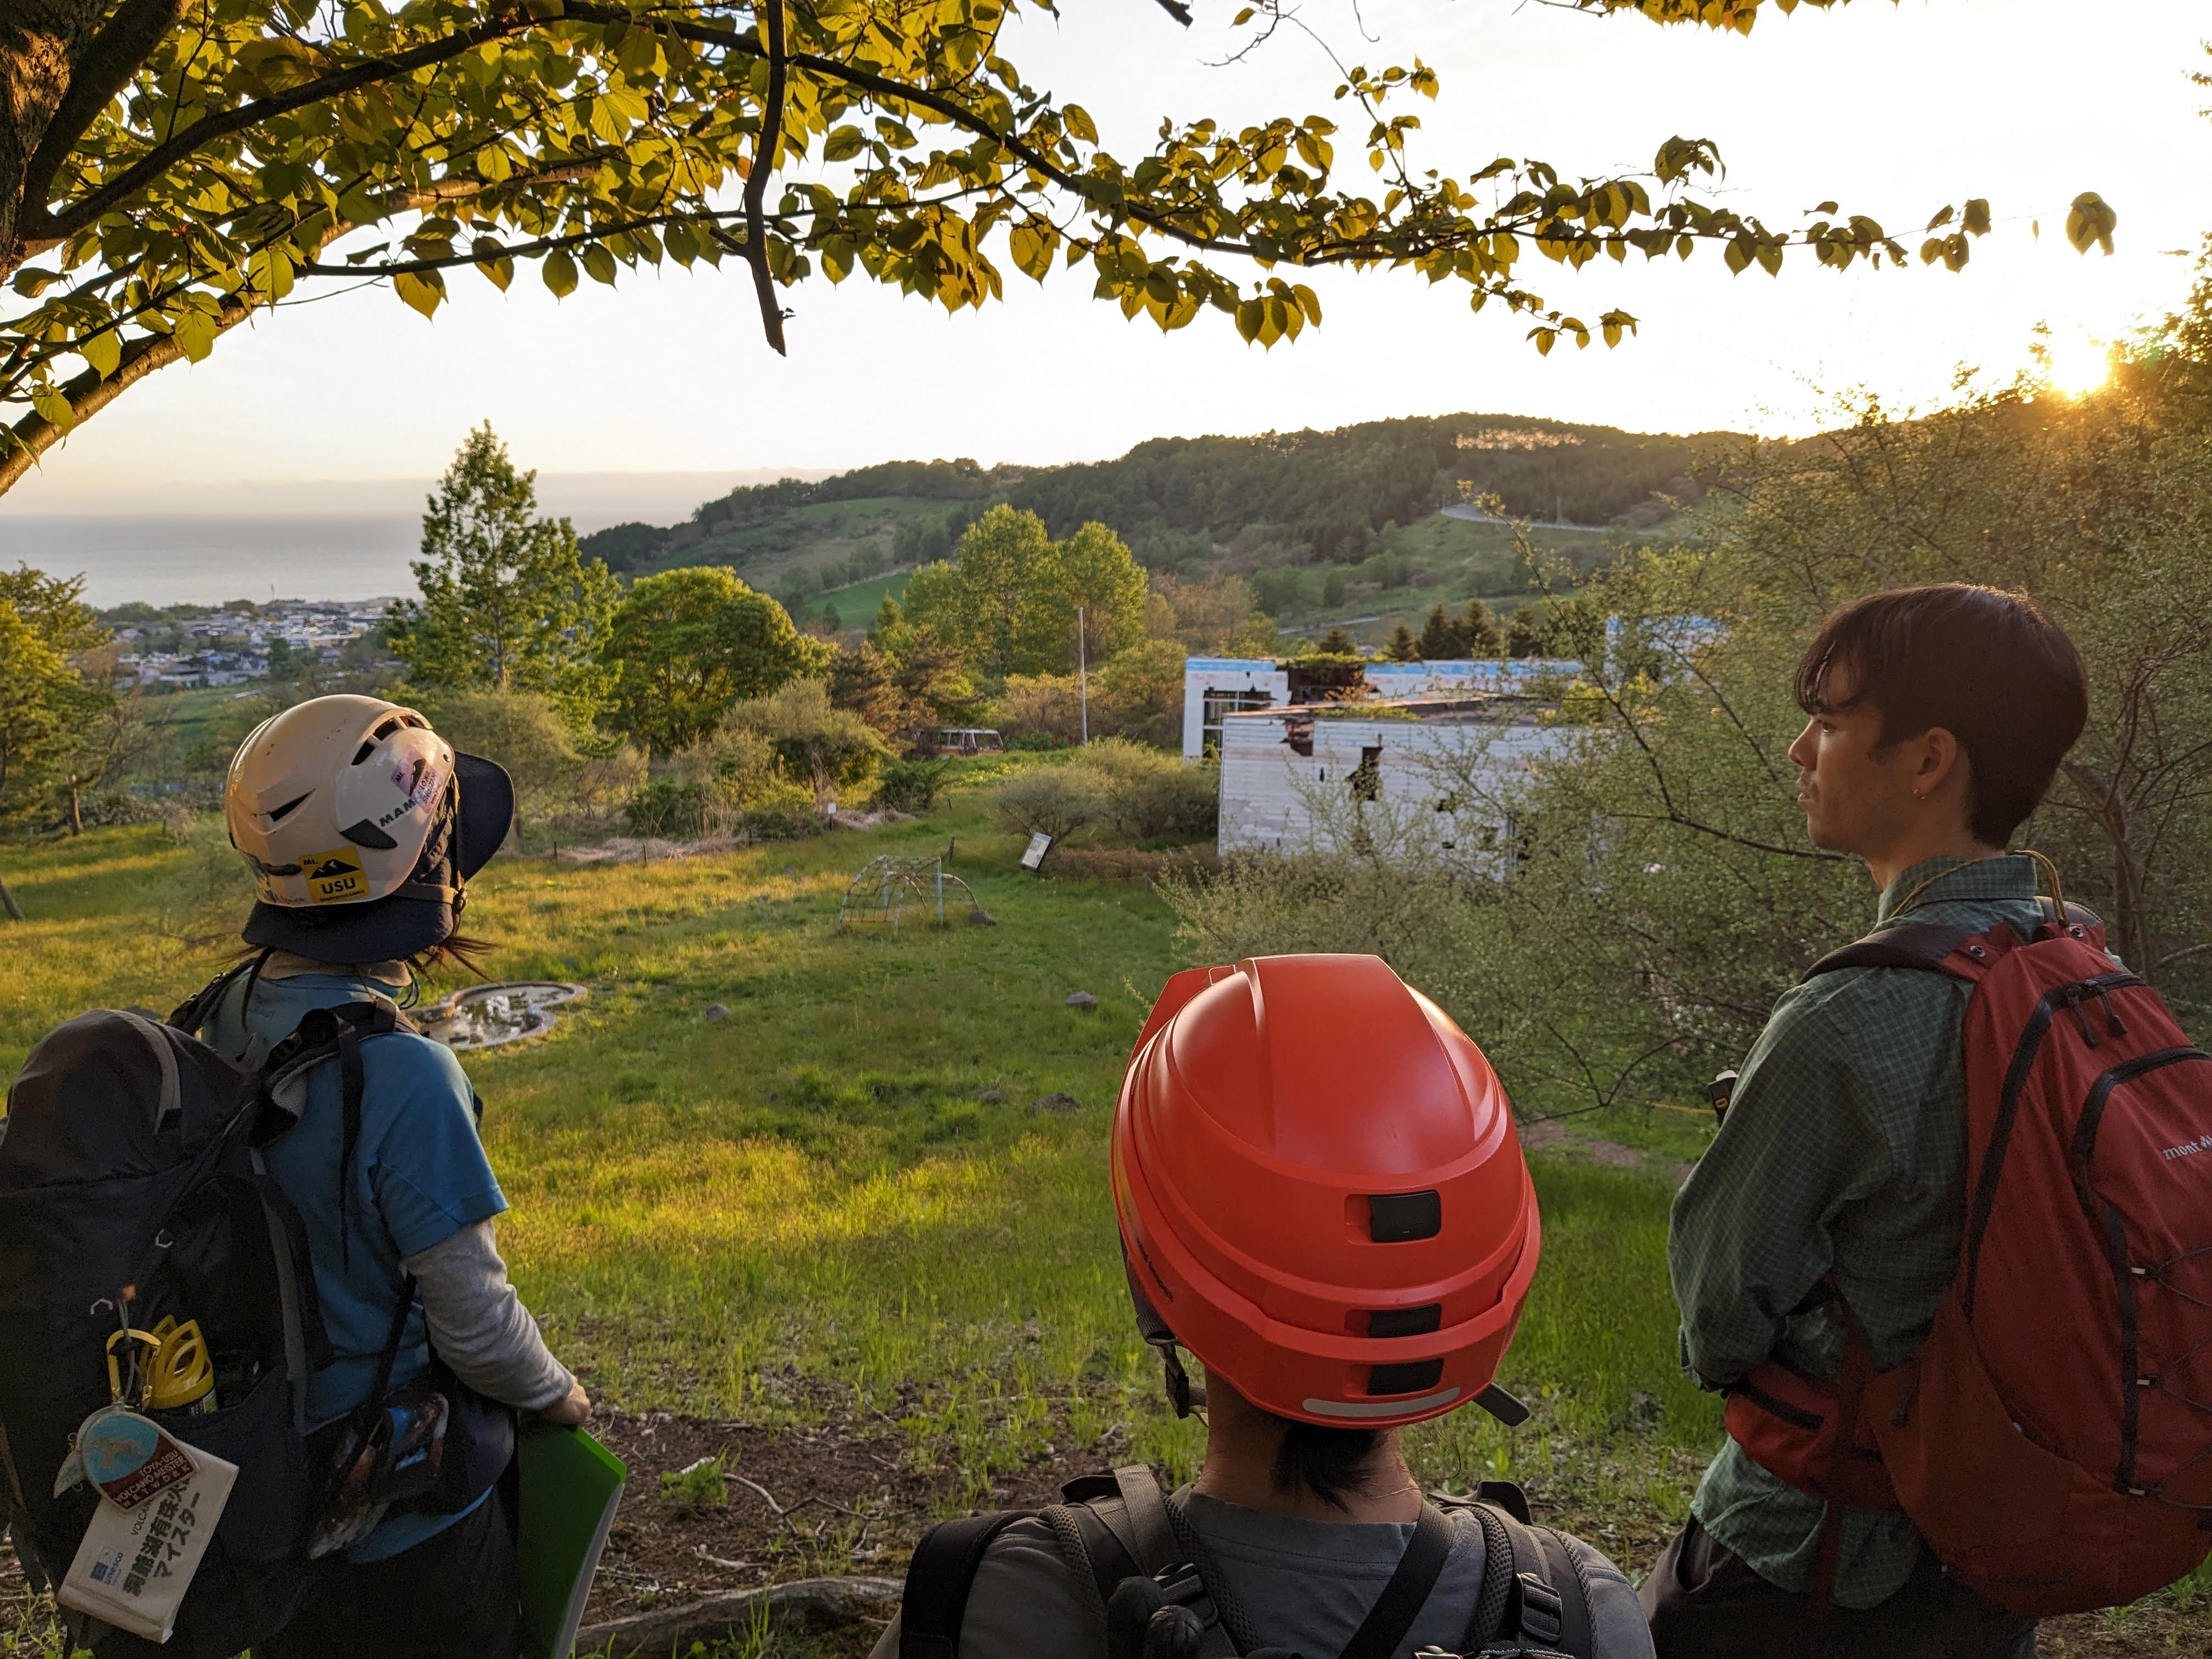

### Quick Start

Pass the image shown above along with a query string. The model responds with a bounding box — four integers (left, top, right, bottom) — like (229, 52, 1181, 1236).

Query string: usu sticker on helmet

(302, 847, 368, 905)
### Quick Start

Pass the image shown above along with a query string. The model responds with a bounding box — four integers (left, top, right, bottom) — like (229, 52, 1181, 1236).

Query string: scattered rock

(703, 1003, 731, 1022)
(1030, 1092, 1081, 1114)
(1065, 991, 1099, 1011)
(979, 1089, 1004, 1103)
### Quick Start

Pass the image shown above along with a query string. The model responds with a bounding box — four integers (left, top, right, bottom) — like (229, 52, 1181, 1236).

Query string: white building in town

(1182, 656, 1580, 760)
(1215, 696, 1578, 862)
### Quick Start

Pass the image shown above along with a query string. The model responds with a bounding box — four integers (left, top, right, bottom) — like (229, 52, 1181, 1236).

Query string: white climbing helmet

(224, 695, 514, 960)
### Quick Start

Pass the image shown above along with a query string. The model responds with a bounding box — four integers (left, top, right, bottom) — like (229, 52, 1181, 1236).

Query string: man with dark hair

(1641, 584, 2089, 1657)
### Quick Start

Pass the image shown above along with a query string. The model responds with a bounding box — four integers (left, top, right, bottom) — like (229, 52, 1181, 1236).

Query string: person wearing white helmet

(183, 694, 586, 1659)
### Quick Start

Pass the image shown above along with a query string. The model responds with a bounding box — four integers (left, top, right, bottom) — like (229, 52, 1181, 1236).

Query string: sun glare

(2041, 332, 2112, 399)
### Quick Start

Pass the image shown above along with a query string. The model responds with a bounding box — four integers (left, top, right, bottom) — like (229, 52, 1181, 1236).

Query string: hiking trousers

(261, 1487, 519, 1659)
(1640, 1515, 2036, 1659)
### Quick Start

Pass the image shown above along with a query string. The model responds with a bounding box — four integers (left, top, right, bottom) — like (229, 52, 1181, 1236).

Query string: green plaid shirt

(1670, 854, 2049, 1609)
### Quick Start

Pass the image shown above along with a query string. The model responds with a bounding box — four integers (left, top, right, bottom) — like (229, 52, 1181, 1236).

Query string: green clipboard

(517, 1424, 628, 1659)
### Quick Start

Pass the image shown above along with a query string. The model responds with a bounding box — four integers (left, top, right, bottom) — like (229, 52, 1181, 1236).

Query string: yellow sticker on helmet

(302, 847, 368, 905)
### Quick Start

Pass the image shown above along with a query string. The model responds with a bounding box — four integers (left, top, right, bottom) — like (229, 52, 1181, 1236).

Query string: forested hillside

(581, 413, 1737, 602)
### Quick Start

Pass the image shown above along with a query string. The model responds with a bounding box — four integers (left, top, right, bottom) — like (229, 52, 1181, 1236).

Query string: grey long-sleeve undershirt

(400, 1218, 575, 1412)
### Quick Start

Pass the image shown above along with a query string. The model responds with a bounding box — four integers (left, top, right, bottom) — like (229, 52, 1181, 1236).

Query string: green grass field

(0, 788, 1715, 1492)
(3, 785, 2203, 1651)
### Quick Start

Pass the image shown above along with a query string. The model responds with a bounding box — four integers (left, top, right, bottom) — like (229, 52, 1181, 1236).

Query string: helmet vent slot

(1366, 1359, 1444, 1397)
(265, 793, 311, 824)
(1363, 1304, 1442, 1339)
(1365, 1190, 1441, 1243)
(339, 818, 400, 851)
(352, 719, 404, 764)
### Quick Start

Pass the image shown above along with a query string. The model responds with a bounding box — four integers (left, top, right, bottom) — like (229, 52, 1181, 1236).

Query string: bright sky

(9, 0, 2210, 509)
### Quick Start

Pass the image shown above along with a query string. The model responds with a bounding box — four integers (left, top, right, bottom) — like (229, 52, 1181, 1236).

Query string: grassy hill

(578, 411, 1734, 640)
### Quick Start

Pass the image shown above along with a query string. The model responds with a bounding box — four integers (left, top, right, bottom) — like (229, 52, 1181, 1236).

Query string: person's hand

(535, 1381, 591, 1426)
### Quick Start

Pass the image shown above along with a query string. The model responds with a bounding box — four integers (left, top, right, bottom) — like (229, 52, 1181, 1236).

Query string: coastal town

(101, 596, 397, 688)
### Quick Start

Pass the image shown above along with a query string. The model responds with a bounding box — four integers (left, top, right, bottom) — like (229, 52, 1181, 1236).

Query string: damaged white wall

(1216, 706, 1575, 859)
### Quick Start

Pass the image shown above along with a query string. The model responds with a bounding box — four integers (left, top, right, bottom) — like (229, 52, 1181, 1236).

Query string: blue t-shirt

(202, 966, 508, 1561)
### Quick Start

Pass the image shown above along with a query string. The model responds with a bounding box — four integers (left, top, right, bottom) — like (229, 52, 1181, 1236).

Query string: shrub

(624, 777, 709, 838)
(987, 765, 1098, 843)
(725, 679, 889, 796)
(1076, 738, 1218, 843)
(874, 758, 952, 815)
(992, 673, 1087, 746)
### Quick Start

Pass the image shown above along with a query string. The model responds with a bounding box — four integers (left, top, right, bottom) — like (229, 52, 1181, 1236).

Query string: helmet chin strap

(1123, 1248, 1202, 1420)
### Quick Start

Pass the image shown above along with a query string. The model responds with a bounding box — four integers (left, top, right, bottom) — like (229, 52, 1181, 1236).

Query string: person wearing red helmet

(872, 955, 1652, 1659)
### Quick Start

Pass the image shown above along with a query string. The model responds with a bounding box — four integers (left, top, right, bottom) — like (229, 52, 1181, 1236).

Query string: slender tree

(386, 424, 620, 724)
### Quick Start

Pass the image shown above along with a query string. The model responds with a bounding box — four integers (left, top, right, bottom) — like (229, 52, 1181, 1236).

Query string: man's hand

(535, 1381, 592, 1426)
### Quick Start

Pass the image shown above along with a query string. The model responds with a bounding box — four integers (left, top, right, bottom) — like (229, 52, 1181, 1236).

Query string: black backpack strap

(1337, 1500, 1455, 1659)
(1112, 1462, 1181, 1575)
(245, 1166, 337, 1371)
(167, 951, 270, 1035)
(1472, 1508, 1594, 1657)
(899, 1511, 1032, 1659)
(1802, 921, 1972, 982)
(261, 999, 408, 1270)
(1459, 1503, 1517, 1651)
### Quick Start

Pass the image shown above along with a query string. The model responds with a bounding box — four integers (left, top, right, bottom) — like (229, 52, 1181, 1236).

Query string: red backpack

(1724, 898, 2212, 1616)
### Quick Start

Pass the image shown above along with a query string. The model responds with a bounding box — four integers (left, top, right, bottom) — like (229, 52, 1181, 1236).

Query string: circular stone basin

(420, 981, 589, 1051)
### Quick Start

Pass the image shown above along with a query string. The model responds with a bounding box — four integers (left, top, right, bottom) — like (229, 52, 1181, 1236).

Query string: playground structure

(837, 855, 994, 933)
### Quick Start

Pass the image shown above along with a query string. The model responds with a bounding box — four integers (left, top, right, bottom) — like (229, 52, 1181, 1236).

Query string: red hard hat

(1113, 954, 1539, 1430)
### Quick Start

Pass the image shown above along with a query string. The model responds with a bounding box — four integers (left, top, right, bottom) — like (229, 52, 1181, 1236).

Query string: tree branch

(0, 291, 251, 492)
(44, 11, 539, 242)
(20, 0, 193, 223)
(744, 0, 788, 354)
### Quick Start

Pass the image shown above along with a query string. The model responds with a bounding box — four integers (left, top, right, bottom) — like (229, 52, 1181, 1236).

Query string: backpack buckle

(1514, 1571, 1565, 1646)
(1152, 1560, 1218, 1625)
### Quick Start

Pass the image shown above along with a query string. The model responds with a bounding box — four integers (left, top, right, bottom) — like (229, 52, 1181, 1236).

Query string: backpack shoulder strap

(167, 952, 269, 1036)
(898, 1511, 1032, 1659)
(1465, 1506, 1596, 1657)
(1110, 1462, 1181, 1575)
(1802, 921, 1974, 982)
(1336, 1500, 1455, 1659)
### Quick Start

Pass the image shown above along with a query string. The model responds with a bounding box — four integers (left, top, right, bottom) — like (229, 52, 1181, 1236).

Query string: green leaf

(581, 244, 618, 285)
(1962, 199, 1991, 236)
(1009, 221, 1057, 281)
(173, 309, 219, 361)
(542, 247, 578, 297)
(823, 125, 867, 162)
(31, 387, 76, 431)
(393, 269, 446, 318)
(78, 330, 121, 378)
(1063, 104, 1099, 145)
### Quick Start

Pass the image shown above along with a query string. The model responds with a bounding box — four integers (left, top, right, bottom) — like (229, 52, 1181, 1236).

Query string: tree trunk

(1, 0, 100, 279)
(0, 869, 22, 921)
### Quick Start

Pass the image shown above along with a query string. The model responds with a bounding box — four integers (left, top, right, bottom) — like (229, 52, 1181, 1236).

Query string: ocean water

(1, 514, 423, 608)
(0, 467, 815, 608)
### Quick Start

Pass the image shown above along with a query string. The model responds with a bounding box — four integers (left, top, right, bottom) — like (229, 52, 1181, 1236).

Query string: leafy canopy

(0, 567, 113, 829)
(2, 0, 2117, 489)
(904, 504, 1148, 675)
(386, 423, 620, 723)
(602, 565, 831, 755)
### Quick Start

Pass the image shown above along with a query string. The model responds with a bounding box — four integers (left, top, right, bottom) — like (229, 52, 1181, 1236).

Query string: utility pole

(1077, 605, 1089, 744)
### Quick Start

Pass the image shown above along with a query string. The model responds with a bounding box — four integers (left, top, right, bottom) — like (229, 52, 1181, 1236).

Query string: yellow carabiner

(104, 1328, 162, 1408)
